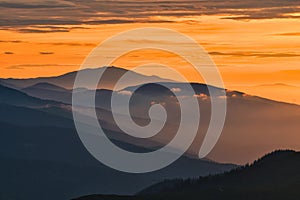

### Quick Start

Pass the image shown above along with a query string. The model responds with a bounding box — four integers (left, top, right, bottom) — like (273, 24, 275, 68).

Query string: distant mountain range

(74, 150, 300, 200)
(0, 66, 173, 90)
(0, 66, 300, 199)
(1, 67, 300, 165)
(240, 83, 300, 105)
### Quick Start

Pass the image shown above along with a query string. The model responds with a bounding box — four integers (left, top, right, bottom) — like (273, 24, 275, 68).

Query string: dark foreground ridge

(74, 150, 300, 200)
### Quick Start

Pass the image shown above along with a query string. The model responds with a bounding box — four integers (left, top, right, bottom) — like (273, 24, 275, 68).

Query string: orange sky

(1, 14, 300, 104)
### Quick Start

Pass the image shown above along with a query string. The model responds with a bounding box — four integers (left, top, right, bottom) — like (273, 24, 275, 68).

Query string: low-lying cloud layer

(1, 0, 300, 32)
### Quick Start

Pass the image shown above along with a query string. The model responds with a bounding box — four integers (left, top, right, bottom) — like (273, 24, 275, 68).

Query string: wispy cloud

(271, 32, 300, 36)
(38, 42, 96, 47)
(171, 88, 181, 93)
(1, 0, 300, 31)
(8, 25, 91, 34)
(0, 40, 24, 43)
(17, 28, 69, 33)
(6, 63, 78, 70)
(0, 0, 74, 8)
(209, 51, 300, 58)
(118, 90, 133, 95)
(39, 52, 54, 55)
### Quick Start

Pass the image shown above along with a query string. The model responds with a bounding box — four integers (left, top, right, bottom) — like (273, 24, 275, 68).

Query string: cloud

(253, 83, 300, 89)
(118, 90, 133, 96)
(38, 42, 96, 47)
(272, 32, 300, 36)
(0, 19, 81, 27)
(0, 40, 24, 43)
(1, 0, 300, 31)
(242, 94, 251, 97)
(193, 93, 208, 100)
(171, 88, 181, 93)
(39, 52, 54, 55)
(0, 0, 74, 9)
(17, 28, 70, 33)
(221, 6, 300, 20)
(10, 25, 91, 34)
(209, 51, 300, 58)
(6, 64, 78, 70)
(4, 51, 13, 54)
(218, 96, 227, 99)
(280, 69, 300, 74)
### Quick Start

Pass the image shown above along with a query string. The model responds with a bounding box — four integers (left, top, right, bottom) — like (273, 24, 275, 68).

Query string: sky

(1, 0, 300, 104)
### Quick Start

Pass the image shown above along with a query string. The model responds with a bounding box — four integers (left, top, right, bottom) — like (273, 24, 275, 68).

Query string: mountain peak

(61, 66, 129, 76)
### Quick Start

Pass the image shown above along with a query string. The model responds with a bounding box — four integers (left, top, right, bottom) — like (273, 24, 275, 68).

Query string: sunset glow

(1, 2, 300, 198)
(1, 1, 300, 104)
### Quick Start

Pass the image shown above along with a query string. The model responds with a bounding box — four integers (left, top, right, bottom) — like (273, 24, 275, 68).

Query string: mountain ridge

(1, 79, 300, 165)
(23, 82, 68, 92)
(72, 150, 300, 200)
(0, 66, 174, 90)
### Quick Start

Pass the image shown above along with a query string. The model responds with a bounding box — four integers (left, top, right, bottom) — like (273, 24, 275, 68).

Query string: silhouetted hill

(139, 150, 300, 198)
(73, 150, 300, 200)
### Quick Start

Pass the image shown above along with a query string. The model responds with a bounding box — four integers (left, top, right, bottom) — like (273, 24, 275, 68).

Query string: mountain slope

(0, 120, 236, 200)
(22, 82, 72, 103)
(0, 104, 73, 128)
(73, 150, 300, 200)
(138, 150, 300, 200)
(24, 82, 68, 92)
(0, 83, 61, 107)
